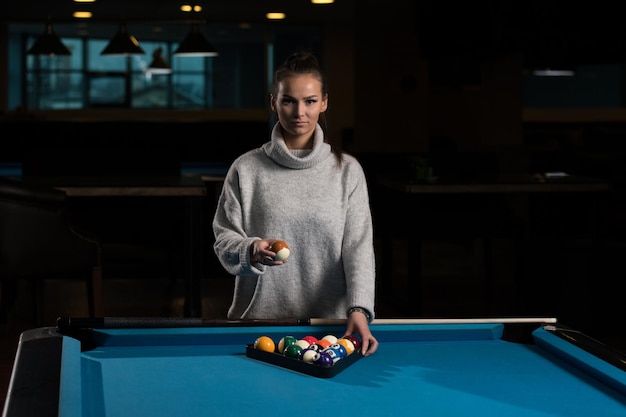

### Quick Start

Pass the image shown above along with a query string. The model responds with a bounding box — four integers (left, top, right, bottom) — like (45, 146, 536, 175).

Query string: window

(9, 23, 320, 111)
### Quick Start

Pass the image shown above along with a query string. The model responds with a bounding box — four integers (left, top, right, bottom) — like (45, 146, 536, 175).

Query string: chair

(0, 177, 103, 325)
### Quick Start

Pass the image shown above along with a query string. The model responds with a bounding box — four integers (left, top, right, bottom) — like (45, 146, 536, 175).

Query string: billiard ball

(301, 335, 318, 345)
(270, 240, 290, 261)
(314, 339, 332, 350)
(313, 351, 334, 367)
(300, 348, 319, 363)
(336, 338, 355, 356)
(321, 334, 338, 344)
(322, 347, 343, 363)
(342, 335, 361, 352)
(294, 339, 310, 350)
(327, 343, 348, 359)
(305, 343, 322, 352)
(284, 344, 303, 358)
(277, 335, 297, 353)
(253, 336, 275, 353)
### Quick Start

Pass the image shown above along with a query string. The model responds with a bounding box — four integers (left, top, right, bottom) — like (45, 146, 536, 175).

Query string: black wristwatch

(348, 306, 371, 322)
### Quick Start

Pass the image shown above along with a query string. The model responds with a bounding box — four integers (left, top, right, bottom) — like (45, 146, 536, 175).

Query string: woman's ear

(269, 94, 276, 112)
(321, 95, 328, 112)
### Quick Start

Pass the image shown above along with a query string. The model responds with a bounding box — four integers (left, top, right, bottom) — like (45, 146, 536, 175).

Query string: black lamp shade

(147, 47, 172, 74)
(174, 24, 218, 57)
(101, 22, 145, 55)
(27, 21, 71, 56)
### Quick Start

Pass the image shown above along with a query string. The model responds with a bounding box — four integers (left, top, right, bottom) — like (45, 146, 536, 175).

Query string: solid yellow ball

(254, 336, 276, 353)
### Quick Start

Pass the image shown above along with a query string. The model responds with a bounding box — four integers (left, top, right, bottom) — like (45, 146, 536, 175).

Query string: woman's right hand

(250, 239, 288, 265)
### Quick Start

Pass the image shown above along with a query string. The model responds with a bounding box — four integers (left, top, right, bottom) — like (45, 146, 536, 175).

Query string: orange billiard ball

(314, 339, 332, 350)
(253, 336, 275, 353)
(270, 240, 290, 261)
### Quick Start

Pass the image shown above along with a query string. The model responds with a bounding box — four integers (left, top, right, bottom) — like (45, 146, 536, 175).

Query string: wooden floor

(2, 237, 626, 411)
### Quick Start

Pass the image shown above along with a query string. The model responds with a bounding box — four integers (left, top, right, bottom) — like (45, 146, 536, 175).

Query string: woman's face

(271, 74, 328, 145)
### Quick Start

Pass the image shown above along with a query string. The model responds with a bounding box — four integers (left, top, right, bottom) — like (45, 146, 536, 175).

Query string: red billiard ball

(301, 335, 318, 345)
(342, 335, 361, 352)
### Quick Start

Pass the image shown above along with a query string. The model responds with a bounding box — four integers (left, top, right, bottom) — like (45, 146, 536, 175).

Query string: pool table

(3, 317, 626, 417)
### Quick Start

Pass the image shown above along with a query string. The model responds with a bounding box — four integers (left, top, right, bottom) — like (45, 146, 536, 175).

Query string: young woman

(212, 51, 378, 355)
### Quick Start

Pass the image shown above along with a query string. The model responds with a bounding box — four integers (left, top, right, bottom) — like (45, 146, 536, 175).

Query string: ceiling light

(531, 69, 575, 77)
(101, 21, 145, 55)
(180, 4, 202, 12)
(73, 11, 93, 19)
(266, 12, 286, 20)
(147, 47, 172, 74)
(27, 19, 71, 56)
(174, 24, 218, 57)
(311, 0, 335, 3)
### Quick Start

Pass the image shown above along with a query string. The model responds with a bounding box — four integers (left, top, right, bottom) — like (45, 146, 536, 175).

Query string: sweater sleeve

(212, 165, 266, 277)
(341, 158, 377, 320)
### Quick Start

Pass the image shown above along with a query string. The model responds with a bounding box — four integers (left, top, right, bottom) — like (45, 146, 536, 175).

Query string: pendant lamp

(174, 23, 218, 57)
(101, 21, 145, 55)
(147, 47, 172, 74)
(27, 19, 71, 56)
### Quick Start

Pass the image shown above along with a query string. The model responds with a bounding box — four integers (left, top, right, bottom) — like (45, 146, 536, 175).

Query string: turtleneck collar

(262, 122, 332, 169)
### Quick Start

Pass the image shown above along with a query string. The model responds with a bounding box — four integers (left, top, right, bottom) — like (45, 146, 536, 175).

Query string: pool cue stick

(57, 316, 557, 329)
(56, 317, 346, 329)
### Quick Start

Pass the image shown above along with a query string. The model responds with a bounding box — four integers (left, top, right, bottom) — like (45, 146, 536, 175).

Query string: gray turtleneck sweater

(212, 123, 376, 321)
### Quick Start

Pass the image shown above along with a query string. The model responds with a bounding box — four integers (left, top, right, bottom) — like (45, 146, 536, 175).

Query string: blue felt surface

(57, 324, 626, 417)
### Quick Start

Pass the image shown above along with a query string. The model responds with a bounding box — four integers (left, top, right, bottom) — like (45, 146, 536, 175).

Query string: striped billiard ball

(313, 351, 334, 367)
(277, 336, 297, 353)
(300, 347, 319, 363)
(336, 338, 355, 356)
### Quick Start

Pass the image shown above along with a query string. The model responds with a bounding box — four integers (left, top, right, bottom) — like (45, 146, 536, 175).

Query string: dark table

(377, 173, 611, 194)
(19, 175, 208, 317)
(4, 317, 626, 416)
(375, 173, 612, 315)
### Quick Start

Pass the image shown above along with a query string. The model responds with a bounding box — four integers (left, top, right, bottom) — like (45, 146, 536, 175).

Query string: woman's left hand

(344, 312, 378, 356)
